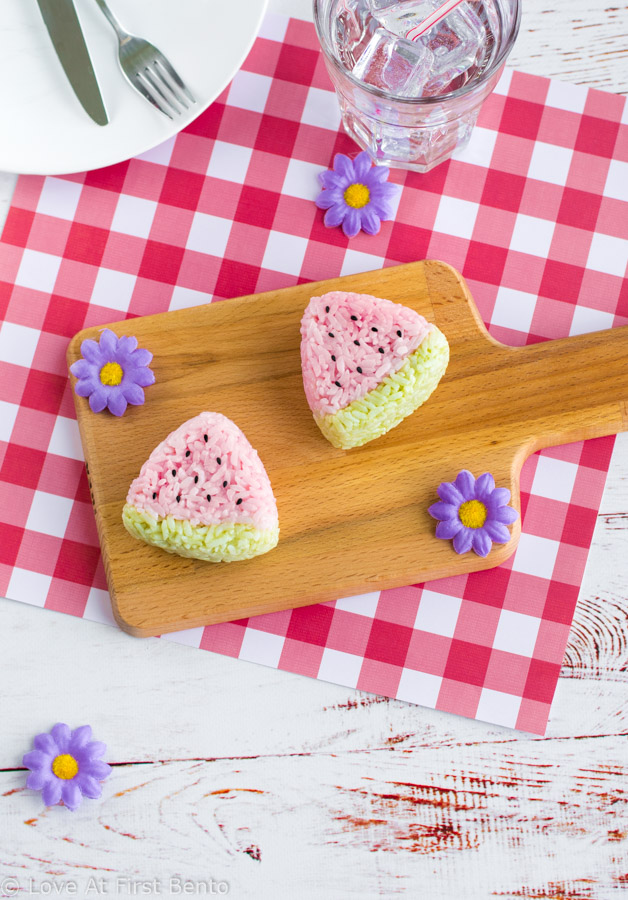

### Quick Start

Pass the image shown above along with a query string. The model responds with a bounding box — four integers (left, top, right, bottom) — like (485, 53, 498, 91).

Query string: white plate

(0, 0, 268, 175)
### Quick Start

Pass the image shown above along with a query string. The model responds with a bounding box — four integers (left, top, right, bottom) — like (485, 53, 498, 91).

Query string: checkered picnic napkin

(1, 13, 627, 735)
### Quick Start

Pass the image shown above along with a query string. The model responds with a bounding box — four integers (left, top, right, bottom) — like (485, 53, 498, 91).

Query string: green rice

(314, 325, 450, 449)
(122, 504, 279, 562)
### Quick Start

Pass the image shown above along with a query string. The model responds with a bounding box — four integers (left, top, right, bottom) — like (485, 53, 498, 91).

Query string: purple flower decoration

(22, 723, 111, 811)
(70, 328, 155, 417)
(315, 151, 399, 238)
(428, 470, 519, 558)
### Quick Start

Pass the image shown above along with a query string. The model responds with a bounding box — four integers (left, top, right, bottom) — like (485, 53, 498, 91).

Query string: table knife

(36, 0, 108, 126)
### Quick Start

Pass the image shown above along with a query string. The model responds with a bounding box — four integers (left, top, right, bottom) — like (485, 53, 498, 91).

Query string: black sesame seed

(351, 315, 358, 321)
(334, 380, 341, 387)
(357, 366, 362, 374)
(152, 492, 157, 500)
(371, 326, 378, 332)
(223, 480, 228, 488)
(397, 330, 402, 337)
(236, 498, 243, 505)
(204, 434, 208, 442)
(378, 347, 385, 354)
(176, 495, 181, 503)
(194, 476, 198, 484)
(331, 355, 336, 361)
(328, 332, 334, 338)
(325, 305, 330, 313)
(216, 457, 221, 465)
(185, 450, 191, 457)
(172, 469, 176, 477)
(207, 494, 211, 502)
(354, 339, 360, 346)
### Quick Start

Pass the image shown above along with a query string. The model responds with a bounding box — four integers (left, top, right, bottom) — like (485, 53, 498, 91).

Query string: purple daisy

(315, 151, 399, 238)
(70, 328, 155, 417)
(22, 723, 112, 811)
(428, 470, 519, 558)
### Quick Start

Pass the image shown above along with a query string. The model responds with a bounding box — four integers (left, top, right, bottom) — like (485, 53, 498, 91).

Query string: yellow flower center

(458, 499, 488, 529)
(344, 183, 370, 209)
(52, 754, 79, 780)
(100, 361, 124, 386)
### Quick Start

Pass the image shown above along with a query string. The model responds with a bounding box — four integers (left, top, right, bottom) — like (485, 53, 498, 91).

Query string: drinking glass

(314, 0, 521, 172)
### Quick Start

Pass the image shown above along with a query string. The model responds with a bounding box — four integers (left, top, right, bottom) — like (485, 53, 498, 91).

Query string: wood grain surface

(1, 0, 627, 896)
(68, 260, 628, 636)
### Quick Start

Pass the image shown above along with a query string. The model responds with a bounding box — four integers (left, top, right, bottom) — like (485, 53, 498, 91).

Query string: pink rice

(126, 411, 278, 531)
(300, 291, 432, 416)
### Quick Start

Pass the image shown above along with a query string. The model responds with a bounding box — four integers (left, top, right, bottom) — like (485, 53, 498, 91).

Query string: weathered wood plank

(509, 0, 628, 95)
(1, 743, 627, 898)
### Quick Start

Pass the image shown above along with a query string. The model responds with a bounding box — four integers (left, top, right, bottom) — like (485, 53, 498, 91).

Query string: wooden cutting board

(67, 260, 628, 637)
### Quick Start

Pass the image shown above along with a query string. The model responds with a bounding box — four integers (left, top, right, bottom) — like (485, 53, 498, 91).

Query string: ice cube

(420, 2, 494, 94)
(366, 0, 500, 97)
(352, 27, 434, 97)
(333, 0, 378, 70)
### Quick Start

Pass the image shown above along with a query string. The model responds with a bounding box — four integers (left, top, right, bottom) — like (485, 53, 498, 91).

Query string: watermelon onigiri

(300, 291, 449, 449)
(122, 412, 279, 562)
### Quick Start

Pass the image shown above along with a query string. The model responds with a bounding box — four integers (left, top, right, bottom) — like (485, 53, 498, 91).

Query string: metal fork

(93, 0, 195, 119)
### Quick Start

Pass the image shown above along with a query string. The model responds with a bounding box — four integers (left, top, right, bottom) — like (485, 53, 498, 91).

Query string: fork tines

(135, 55, 195, 119)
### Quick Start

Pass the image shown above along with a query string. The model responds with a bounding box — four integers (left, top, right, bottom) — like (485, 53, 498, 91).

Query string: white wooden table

(1, 2, 627, 897)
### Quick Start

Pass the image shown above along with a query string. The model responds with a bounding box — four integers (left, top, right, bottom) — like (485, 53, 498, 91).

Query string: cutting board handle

(423, 260, 628, 456)
(506, 323, 628, 455)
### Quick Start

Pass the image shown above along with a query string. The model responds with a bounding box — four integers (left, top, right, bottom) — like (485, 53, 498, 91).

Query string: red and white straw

(405, 0, 466, 40)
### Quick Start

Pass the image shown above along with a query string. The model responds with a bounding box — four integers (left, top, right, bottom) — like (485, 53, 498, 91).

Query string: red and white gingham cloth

(1, 14, 627, 735)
